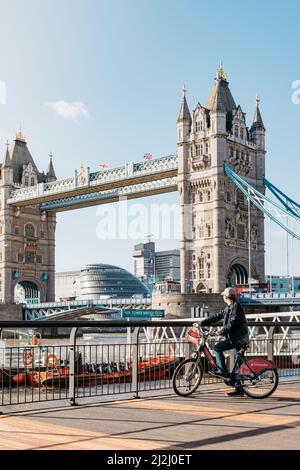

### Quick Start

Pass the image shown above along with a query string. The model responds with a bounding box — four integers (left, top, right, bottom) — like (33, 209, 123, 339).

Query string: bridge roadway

(1, 381, 300, 450)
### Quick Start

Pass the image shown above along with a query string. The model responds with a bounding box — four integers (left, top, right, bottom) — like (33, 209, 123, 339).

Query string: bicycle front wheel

(172, 358, 203, 397)
(241, 368, 279, 399)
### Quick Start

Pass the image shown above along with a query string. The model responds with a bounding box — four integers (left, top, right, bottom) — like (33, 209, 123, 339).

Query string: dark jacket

(201, 300, 249, 345)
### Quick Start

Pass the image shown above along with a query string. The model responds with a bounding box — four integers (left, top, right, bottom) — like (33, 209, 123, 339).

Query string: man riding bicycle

(200, 287, 249, 397)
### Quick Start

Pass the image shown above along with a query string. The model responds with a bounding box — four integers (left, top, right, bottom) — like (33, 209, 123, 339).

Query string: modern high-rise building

(133, 241, 180, 289)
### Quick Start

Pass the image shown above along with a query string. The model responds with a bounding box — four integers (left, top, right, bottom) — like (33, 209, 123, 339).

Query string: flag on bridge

(144, 153, 153, 159)
(99, 163, 109, 169)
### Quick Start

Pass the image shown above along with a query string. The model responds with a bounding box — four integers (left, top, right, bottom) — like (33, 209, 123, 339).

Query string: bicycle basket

(186, 324, 200, 345)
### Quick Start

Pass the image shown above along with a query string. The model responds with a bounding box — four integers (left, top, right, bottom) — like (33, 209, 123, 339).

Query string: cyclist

(200, 287, 249, 397)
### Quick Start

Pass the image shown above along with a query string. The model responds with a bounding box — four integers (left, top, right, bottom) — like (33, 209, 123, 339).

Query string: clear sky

(0, 0, 300, 277)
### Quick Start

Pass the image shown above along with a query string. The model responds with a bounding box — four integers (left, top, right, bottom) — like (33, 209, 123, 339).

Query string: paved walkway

(0, 381, 300, 450)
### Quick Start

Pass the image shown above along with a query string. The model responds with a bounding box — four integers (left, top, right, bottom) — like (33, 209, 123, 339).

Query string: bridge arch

(227, 262, 248, 286)
(14, 280, 41, 304)
(196, 282, 208, 293)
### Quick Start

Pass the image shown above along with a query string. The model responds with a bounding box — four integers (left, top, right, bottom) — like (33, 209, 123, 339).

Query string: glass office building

(80, 264, 150, 299)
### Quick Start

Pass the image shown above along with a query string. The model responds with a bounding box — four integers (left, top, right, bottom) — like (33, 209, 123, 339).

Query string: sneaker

(226, 388, 244, 397)
(209, 369, 230, 378)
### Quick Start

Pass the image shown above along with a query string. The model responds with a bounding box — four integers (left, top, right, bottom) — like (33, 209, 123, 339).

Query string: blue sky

(0, 0, 300, 276)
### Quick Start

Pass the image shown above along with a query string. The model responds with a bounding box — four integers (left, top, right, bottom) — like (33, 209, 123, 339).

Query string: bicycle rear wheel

(241, 368, 279, 399)
(172, 358, 203, 397)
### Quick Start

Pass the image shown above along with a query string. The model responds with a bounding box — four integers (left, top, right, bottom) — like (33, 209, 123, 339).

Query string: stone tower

(0, 131, 57, 303)
(177, 65, 266, 294)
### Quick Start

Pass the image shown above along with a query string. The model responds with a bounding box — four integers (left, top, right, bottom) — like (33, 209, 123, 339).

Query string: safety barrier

(0, 320, 299, 408)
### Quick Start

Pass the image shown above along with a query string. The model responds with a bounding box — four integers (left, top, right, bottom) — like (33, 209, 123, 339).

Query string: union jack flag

(144, 153, 153, 159)
(99, 163, 109, 169)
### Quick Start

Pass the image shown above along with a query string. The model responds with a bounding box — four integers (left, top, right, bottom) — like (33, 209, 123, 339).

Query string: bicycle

(172, 324, 279, 399)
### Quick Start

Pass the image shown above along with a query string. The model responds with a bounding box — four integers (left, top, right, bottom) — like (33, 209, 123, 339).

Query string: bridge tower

(0, 131, 57, 303)
(177, 65, 266, 294)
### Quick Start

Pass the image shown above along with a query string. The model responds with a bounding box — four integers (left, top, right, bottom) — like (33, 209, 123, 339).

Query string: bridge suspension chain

(224, 163, 300, 241)
(263, 177, 300, 219)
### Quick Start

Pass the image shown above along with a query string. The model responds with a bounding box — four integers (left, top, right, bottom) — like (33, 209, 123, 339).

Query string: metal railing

(0, 320, 299, 409)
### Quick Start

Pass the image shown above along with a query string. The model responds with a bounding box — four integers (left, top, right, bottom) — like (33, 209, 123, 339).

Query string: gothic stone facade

(0, 132, 56, 303)
(177, 67, 266, 294)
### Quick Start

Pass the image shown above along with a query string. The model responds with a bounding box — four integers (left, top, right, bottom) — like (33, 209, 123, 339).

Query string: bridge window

(25, 224, 35, 238)
(198, 226, 204, 238)
(237, 190, 245, 205)
(25, 251, 35, 263)
(237, 223, 246, 240)
(207, 264, 211, 278)
(199, 257, 205, 279)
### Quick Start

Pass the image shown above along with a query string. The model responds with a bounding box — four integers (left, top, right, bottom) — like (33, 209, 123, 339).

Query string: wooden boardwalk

(0, 382, 300, 450)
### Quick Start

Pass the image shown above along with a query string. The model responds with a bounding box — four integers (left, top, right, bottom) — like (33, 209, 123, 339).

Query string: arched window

(207, 264, 211, 278)
(237, 189, 244, 205)
(198, 226, 204, 238)
(199, 257, 205, 279)
(25, 223, 35, 238)
(199, 192, 203, 203)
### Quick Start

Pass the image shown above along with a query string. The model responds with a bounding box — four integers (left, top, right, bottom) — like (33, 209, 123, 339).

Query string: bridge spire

(3, 141, 12, 168)
(46, 152, 57, 182)
(177, 85, 191, 123)
(252, 95, 265, 130)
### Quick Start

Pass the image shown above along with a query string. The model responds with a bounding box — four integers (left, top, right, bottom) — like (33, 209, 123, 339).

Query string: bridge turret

(177, 86, 192, 293)
(251, 96, 266, 183)
(46, 152, 57, 182)
(250, 96, 265, 151)
(1, 143, 14, 187)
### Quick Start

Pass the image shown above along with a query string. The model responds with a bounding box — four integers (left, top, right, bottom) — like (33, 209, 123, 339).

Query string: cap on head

(221, 287, 236, 298)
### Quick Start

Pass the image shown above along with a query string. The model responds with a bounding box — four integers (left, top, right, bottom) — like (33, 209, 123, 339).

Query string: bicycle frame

(195, 333, 275, 381)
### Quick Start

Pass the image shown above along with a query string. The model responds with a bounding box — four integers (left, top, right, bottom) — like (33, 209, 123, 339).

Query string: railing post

(69, 327, 79, 406)
(131, 327, 140, 399)
(267, 326, 275, 362)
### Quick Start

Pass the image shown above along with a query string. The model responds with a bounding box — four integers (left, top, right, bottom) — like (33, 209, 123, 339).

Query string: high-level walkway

(1, 381, 299, 450)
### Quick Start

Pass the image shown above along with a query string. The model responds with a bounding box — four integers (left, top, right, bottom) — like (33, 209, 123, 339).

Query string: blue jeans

(214, 339, 236, 373)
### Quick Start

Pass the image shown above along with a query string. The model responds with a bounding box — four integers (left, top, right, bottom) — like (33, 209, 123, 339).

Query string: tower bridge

(1, 64, 299, 310)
